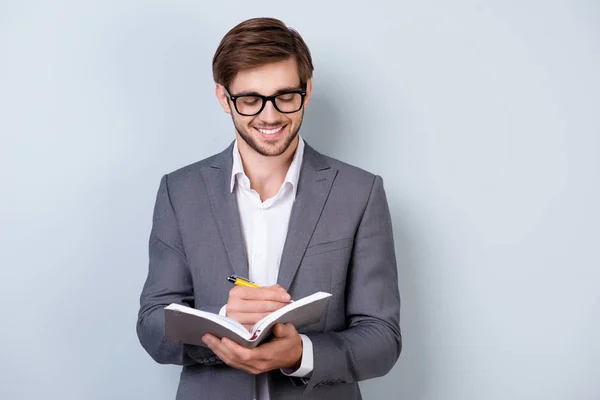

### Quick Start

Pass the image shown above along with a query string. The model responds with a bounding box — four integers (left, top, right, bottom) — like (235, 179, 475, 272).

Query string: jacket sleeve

(136, 174, 221, 366)
(304, 175, 402, 392)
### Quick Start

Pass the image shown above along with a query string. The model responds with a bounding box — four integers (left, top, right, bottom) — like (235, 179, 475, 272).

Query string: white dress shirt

(219, 137, 313, 399)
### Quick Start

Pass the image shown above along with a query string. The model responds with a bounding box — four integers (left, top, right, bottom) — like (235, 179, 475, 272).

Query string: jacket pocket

(304, 238, 353, 257)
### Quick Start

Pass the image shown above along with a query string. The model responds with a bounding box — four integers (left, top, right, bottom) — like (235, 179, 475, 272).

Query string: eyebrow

(232, 86, 304, 97)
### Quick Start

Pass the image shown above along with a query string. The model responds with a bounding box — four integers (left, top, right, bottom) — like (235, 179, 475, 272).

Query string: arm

(304, 175, 402, 391)
(136, 174, 221, 366)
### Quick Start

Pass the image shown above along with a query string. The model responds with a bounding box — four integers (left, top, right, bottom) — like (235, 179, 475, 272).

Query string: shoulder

(165, 155, 215, 184)
(306, 144, 389, 221)
(305, 143, 381, 191)
(158, 142, 233, 195)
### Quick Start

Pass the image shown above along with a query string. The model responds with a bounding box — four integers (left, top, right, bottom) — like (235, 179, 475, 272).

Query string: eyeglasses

(225, 88, 307, 116)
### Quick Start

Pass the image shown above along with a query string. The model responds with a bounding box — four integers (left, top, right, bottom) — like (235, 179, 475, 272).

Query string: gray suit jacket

(137, 141, 401, 399)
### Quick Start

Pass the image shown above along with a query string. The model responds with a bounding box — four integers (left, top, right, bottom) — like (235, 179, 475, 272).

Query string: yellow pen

(226, 275, 294, 302)
(226, 275, 261, 288)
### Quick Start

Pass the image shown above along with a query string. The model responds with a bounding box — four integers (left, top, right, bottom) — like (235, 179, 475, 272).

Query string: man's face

(216, 57, 312, 157)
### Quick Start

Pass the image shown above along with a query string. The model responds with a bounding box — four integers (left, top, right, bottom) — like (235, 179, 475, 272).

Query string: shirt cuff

(280, 334, 313, 378)
(218, 304, 227, 316)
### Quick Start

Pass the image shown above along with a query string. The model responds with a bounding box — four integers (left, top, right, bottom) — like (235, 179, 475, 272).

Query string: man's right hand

(225, 284, 292, 331)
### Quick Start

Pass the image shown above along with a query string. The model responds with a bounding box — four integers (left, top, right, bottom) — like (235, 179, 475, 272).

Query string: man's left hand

(202, 323, 302, 374)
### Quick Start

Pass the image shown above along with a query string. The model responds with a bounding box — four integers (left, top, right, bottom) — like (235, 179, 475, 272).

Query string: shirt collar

(230, 136, 305, 199)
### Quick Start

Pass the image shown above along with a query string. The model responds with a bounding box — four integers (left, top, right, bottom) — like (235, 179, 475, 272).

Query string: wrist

(280, 334, 313, 378)
(290, 336, 303, 369)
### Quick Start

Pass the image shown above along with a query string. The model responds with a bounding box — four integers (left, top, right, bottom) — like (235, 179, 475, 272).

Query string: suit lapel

(202, 142, 249, 279)
(277, 144, 337, 291)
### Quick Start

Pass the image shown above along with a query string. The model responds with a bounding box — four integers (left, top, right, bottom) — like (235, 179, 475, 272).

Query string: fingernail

(202, 335, 210, 344)
(282, 293, 291, 301)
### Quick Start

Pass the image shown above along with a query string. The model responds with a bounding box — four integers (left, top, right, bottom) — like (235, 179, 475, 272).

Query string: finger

(252, 331, 301, 371)
(203, 335, 258, 374)
(221, 337, 265, 374)
(232, 287, 291, 302)
(227, 312, 272, 325)
(202, 334, 232, 362)
(228, 286, 253, 299)
(266, 284, 287, 292)
(252, 288, 291, 302)
(222, 337, 254, 360)
(202, 334, 225, 354)
(273, 323, 297, 338)
(227, 299, 289, 313)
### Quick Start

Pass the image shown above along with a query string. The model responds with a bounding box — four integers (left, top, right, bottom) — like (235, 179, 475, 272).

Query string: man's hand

(226, 284, 291, 331)
(202, 323, 303, 374)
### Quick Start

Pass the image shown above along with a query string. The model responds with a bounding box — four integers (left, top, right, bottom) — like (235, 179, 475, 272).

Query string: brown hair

(212, 17, 314, 89)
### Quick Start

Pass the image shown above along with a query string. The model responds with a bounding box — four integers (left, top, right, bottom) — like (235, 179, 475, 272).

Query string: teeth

(257, 126, 283, 135)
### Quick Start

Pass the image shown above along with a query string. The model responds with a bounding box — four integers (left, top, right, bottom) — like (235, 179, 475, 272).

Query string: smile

(255, 126, 285, 135)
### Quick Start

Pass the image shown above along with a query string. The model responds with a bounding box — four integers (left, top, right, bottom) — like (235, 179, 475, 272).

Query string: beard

(231, 110, 304, 157)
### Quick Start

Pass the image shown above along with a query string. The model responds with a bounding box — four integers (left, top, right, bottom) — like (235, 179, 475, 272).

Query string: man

(137, 17, 401, 400)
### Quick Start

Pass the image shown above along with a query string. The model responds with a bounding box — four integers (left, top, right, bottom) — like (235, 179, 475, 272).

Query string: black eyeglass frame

(224, 87, 307, 116)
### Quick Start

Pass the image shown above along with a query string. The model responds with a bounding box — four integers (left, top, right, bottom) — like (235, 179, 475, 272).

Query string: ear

(215, 84, 232, 114)
(303, 79, 313, 109)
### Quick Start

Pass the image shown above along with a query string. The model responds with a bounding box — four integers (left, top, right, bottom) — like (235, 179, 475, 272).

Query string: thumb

(273, 323, 296, 338)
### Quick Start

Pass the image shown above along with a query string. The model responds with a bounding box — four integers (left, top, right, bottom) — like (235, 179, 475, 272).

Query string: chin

(253, 128, 294, 149)
(236, 121, 299, 157)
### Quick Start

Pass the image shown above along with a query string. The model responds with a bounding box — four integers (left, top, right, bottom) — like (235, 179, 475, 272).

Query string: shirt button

(255, 252, 263, 260)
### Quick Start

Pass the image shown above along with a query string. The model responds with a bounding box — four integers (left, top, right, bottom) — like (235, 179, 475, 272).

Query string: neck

(236, 135, 299, 201)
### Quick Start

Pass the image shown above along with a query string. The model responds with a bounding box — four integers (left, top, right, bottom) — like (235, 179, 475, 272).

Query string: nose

(257, 99, 281, 122)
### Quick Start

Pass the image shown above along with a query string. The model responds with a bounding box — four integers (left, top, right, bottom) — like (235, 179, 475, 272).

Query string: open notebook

(164, 291, 332, 349)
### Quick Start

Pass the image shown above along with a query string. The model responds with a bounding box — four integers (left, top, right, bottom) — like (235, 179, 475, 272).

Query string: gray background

(1, 1, 599, 399)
